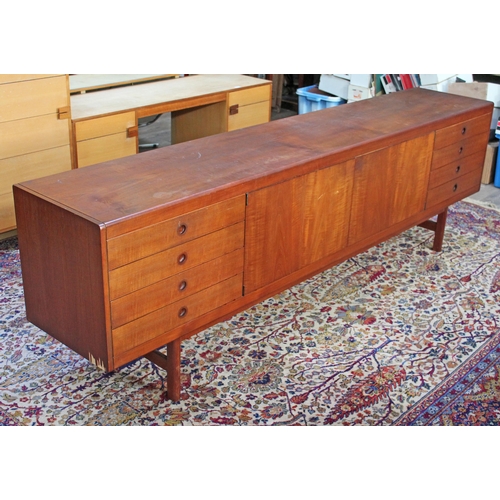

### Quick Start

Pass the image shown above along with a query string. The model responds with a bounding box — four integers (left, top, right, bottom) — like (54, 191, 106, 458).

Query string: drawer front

(428, 150, 486, 189)
(108, 195, 246, 269)
(0, 145, 72, 193)
(0, 74, 60, 85)
(111, 248, 244, 328)
(75, 112, 136, 141)
(76, 133, 137, 168)
(431, 134, 488, 170)
(426, 169, 482, 208)
(228, 84, 271, 108)
(0, 114, 70, 160)
(433, 114, 491, 150)
(0, 192, 16, 232)
(0, 75, 69, 123)
(109, 221, 245, 300)
(228, 100, 271, 131)
(112, 274, 243, 356)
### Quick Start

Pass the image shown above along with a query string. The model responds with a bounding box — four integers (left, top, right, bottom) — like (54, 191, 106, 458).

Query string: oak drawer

(76, 133, 137, 168)
(0, 192, 16, 232)
(228, 100, 271, 132)
(431, 134, 488, 170)
(111, 248, 244, 328)
(0, 75, 69, 123)
(112, 274, 243, 356)
(109, 221, 245, 299)
(428, 150, 485, 189)
(426, 168, 482, 208)
(433, 113, 491, 150)
(228, 85, 271, 108)
(108, 195, 246, 269)
(74, 112, 136, 141)
(0, 146, 72, 194)
(0, 114, 70, 160)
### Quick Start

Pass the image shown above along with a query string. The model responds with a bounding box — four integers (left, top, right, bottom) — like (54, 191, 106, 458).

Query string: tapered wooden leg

(165, 339, 181, 402)
(432, 208, 448, 252)
(144, 339, 182, 402)
(417, 207, 448, 252)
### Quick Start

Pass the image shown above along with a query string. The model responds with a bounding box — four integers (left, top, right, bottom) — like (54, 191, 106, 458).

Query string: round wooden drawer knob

(178, 307, 188, 318)
(178, 253, 187, 265)
(179, 280, 187, 291)
(177, 224, 187, 235)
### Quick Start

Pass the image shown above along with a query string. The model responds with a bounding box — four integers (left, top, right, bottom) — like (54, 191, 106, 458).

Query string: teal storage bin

(296, 85, 346, 114)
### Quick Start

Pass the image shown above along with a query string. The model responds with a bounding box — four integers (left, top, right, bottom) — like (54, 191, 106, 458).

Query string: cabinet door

(244, 159, 354, 294)
(348, 133, 434, 246)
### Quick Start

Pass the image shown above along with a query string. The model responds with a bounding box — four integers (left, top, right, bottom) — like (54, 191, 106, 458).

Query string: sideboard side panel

(13, 186, 111, 370)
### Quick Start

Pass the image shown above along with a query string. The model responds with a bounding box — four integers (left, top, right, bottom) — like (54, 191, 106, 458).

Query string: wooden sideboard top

(19, 88, 492, 230)
(70, 74, 271, 120)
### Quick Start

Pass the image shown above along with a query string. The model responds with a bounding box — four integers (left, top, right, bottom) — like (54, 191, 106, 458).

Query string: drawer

(108, 195, 246, 269)
(111, 248, 244, 328)
(433, 113, 492, 150)
(0, 75, 69, 124)
(428, 150, 486, 189)
(112, 273, 243, 356)
(0, 145, 72, 192)
(228, 100, 271, 132)
(76, 133, 137, 168)
(228, 84, 271, 108)
(0, 192, 16, 232)
(426, 168, 482, 208)
(0, 114, 70, 160)
(431, 134, 488, 170)
(74, 112, 136, 141)
(109, 221, 245, 300)
(0, 74, 60, 85)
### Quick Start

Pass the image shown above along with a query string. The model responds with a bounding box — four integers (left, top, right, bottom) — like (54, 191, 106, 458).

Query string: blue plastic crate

(296, 85, 346, 114)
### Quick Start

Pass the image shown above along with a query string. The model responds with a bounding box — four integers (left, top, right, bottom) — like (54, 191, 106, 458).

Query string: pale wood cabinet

(13, 88, 493, 401)
(0, 74, 72, 233)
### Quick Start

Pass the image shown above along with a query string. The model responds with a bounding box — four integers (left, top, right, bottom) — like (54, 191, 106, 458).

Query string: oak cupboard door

(348, 134, 434, 246)
(244, 160, 355, 293)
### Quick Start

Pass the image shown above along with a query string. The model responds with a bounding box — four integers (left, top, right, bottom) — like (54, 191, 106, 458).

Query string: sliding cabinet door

(244, 159, 354, 294)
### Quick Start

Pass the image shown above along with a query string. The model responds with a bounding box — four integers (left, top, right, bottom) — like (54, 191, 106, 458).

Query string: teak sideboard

(13, 88, 493, 401)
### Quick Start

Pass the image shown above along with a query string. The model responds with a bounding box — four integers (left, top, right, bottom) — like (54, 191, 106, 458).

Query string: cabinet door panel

(244, 160, 354, 293)
(348, 134, 433, 246)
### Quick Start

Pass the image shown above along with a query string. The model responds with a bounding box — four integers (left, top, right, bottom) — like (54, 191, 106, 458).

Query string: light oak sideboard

(13, 88, 493, 401)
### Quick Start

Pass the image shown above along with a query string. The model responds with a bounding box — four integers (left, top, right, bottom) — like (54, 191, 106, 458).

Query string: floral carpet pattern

(1, 200, 499, 426)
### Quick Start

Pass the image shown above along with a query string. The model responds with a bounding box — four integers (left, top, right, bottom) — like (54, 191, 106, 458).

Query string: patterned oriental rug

(1, 200, 499, 426)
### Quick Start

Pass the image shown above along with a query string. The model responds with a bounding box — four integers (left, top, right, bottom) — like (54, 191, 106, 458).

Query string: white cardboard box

(420, 74, 457, 85)
(319, 74, 350, 100)
(347, 84, 373, 102)
(349, 74, 372, 87)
